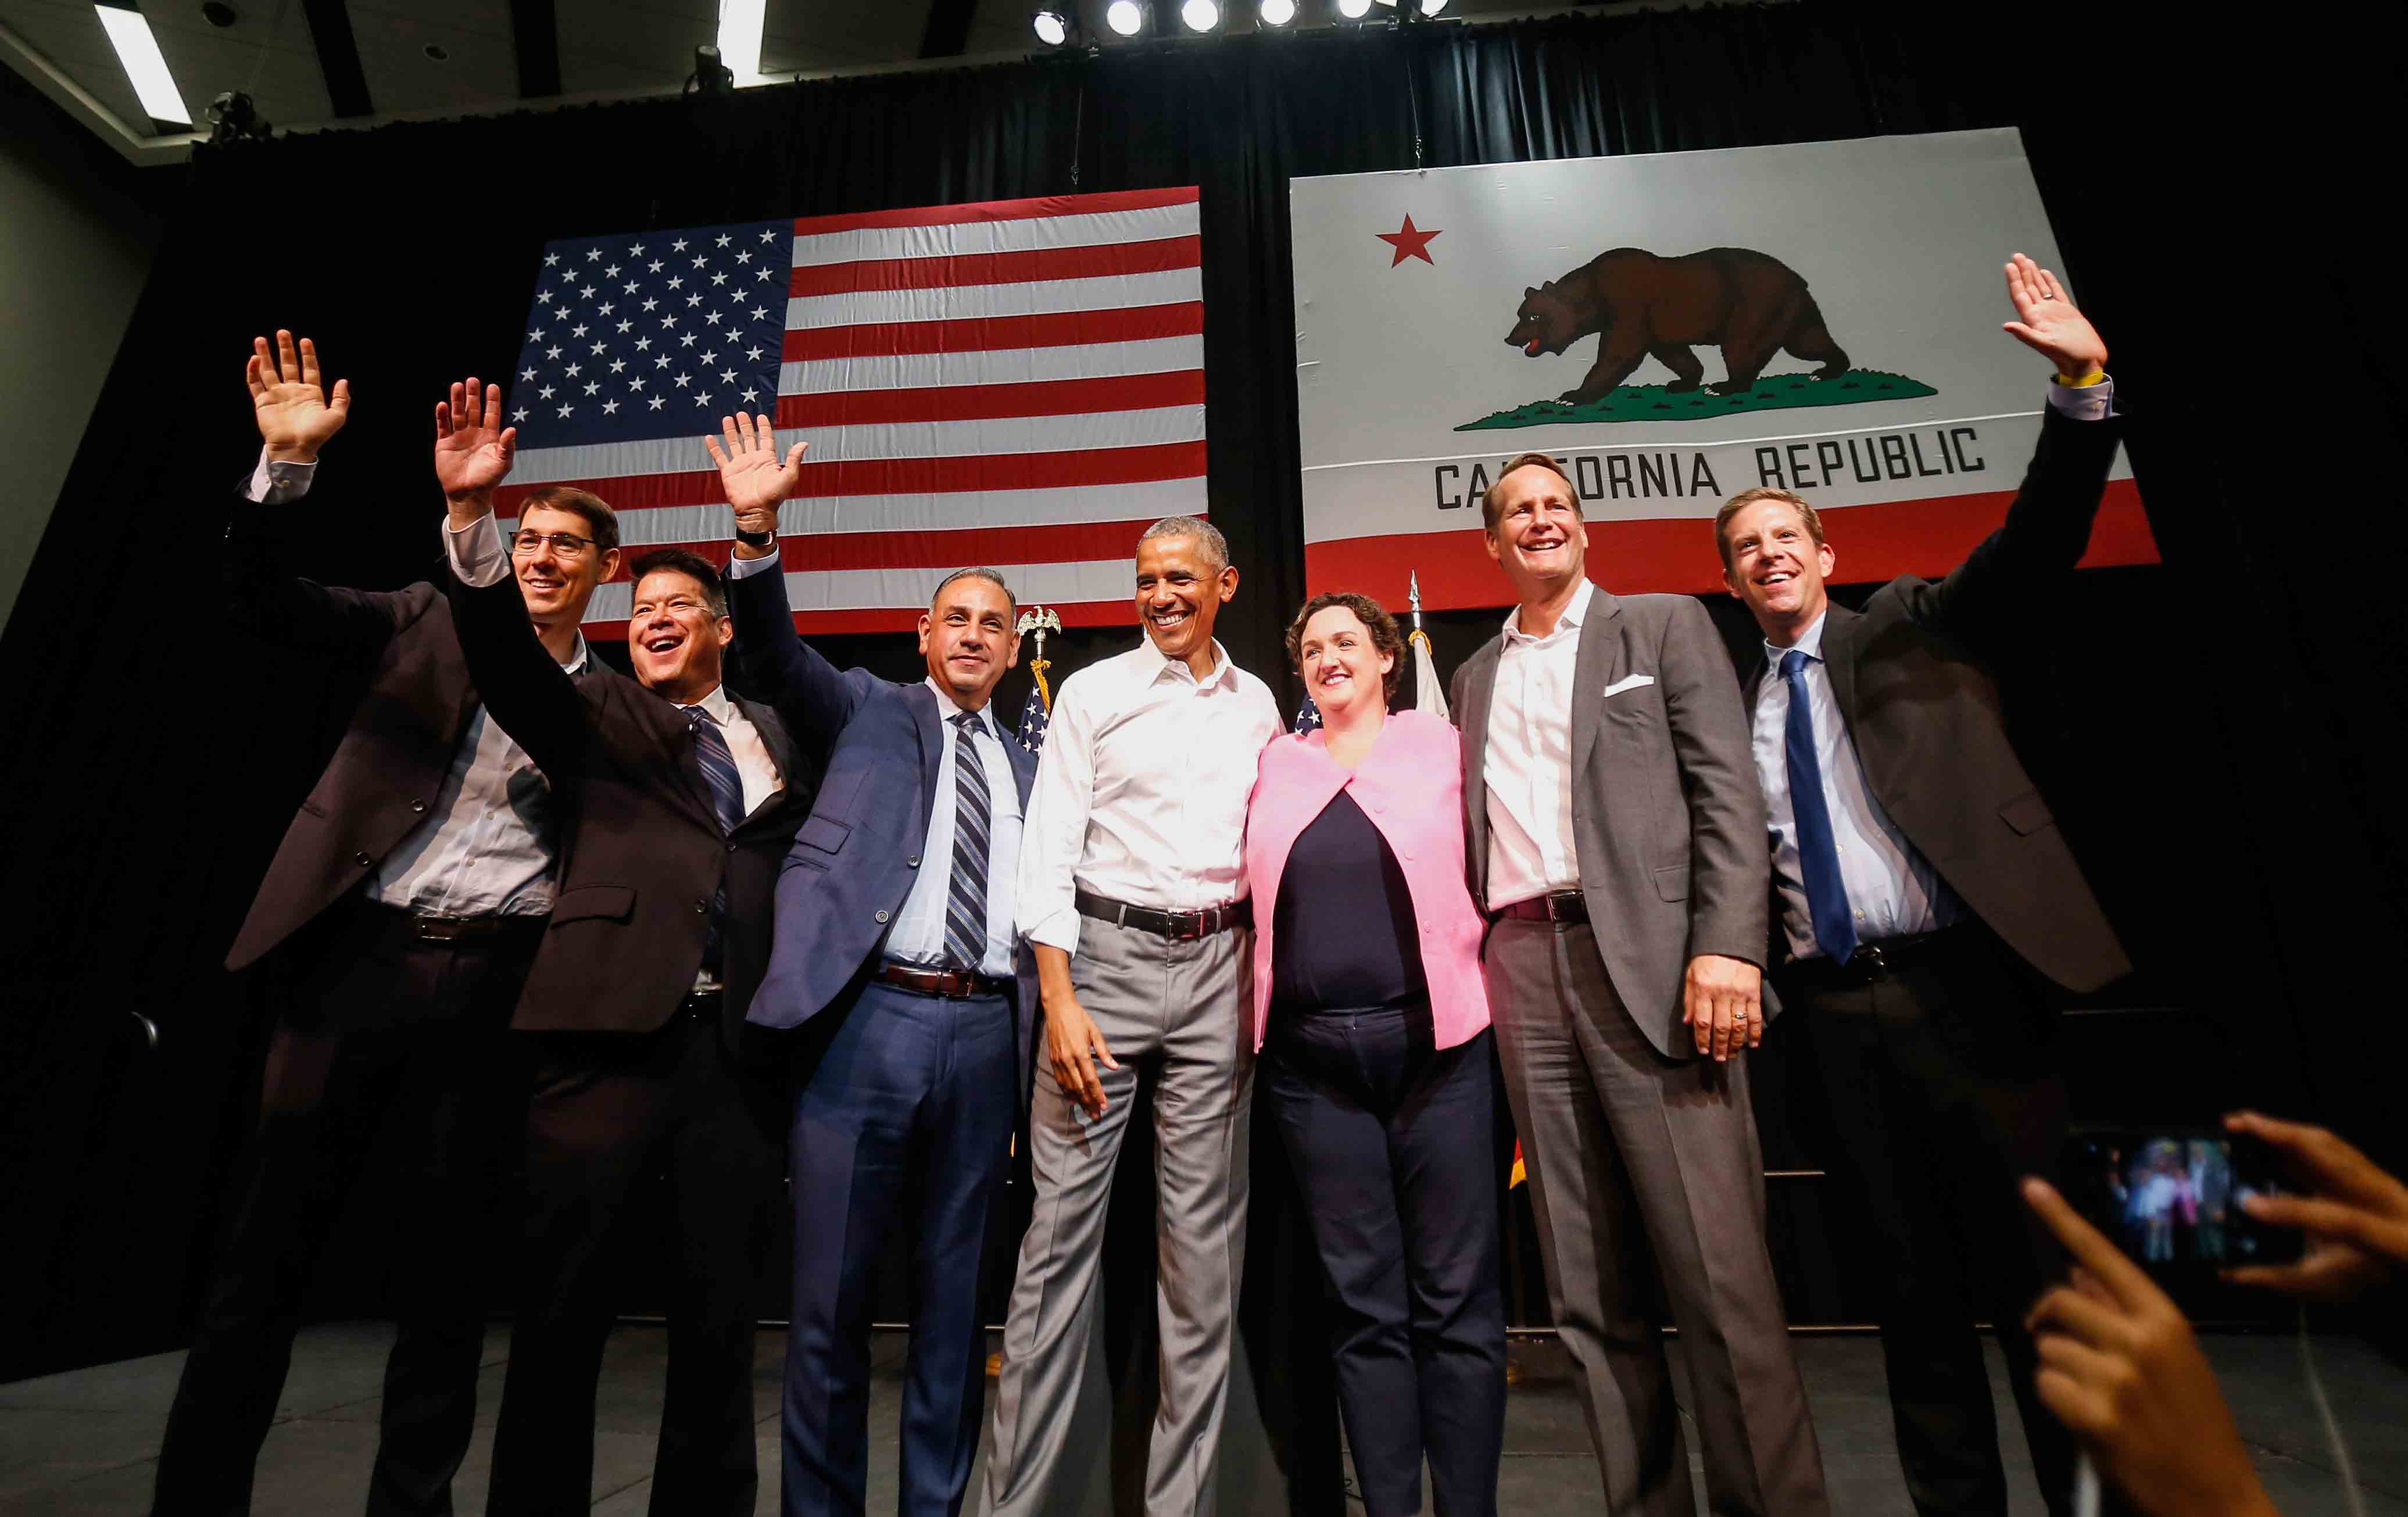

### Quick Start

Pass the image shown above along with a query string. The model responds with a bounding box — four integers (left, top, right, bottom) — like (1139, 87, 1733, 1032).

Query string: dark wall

(4, 3, 2404, 1381)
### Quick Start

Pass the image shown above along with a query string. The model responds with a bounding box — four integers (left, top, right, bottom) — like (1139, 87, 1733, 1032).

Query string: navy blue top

(1270, 790, 1426, 1012)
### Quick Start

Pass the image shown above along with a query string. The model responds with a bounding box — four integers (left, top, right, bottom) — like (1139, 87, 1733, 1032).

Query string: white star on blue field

(507, 219, 790, 448)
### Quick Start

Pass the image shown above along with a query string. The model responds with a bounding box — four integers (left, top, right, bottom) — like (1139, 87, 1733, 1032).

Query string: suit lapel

(904, 683, 943, 829)
(1819, 603, 1863, 731)
(1458, 638, 1503, 901)
(1569, 587, 1623, 778)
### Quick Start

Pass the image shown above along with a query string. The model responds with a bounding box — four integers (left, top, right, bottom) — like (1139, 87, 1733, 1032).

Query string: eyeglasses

(511, 529, 597, 557)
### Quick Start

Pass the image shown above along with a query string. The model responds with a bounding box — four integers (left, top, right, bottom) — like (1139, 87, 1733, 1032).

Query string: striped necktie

(686, 704, 745, 972)
(944, 709, 993, 972)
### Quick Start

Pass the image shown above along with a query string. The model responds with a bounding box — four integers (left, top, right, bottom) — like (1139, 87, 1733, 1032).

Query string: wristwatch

(734, 525, 775, 548)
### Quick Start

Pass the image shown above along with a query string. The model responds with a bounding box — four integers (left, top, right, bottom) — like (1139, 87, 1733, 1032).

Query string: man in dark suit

(703, 410, 1038, 1517)
(155, 336, 616, 1517)
(434, 381, 811, 1517)
(1452, 451, 1829, 1517)
(1713, 254, 2131, 1517)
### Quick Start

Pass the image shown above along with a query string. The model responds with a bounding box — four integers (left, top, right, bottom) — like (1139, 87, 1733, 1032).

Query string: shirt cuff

(726, 546, 782, 580)
(242, 447, 317, 504)
(1024, 907, 1080, 957)
(445, 513, 513, 588)
(2045, 373, 2114, 422)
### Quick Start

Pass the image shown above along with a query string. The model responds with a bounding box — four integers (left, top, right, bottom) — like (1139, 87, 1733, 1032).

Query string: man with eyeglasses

(153, 336, 617, 1517)
(433, 379, 811, 1517)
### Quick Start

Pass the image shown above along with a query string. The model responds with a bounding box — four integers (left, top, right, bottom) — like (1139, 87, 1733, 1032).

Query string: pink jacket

(1243, 709, 1493, 1052)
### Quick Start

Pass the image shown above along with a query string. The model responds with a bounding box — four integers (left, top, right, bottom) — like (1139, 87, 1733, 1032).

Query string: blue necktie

(944, 710, 993, 972)
(686, 706, 745, 972)
(1780, 650, 1858, 964)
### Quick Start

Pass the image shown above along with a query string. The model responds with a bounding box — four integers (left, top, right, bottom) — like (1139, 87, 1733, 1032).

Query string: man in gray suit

(1451, 466, 1829, 1517)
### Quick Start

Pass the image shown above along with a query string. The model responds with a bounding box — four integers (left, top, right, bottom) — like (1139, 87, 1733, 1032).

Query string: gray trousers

(1485, 918, 1829, 1517)
(983, 914, 1254, 1517)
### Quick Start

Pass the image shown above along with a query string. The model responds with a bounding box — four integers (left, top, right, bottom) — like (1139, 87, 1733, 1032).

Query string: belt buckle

(1167, 910, 1204, 943)
(1852, 943, 1888, 981)
(412, 915, 465, 942)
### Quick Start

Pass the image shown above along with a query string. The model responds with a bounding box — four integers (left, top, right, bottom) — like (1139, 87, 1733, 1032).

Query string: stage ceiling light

(1032, 8, 1069, 42)
(1336, 0, 1371, 17)
(716, 0, 765, 83)
(1419, 0, 1446, 12)
(1180, 0, 1218, 28)
(1259, 0, 1295, 24)
(92, 2, 191, 125)
(1105, 0, 1143, 33)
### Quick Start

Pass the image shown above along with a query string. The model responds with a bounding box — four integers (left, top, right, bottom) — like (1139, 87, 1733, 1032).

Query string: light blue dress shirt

(1751, 611, 1960, 961)
(885, 681, 1023, 977)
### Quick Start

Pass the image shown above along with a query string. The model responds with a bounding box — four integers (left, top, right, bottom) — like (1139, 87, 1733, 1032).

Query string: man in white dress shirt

(983, 516, 1284, 1517)
(1716, 256, 2131, 1517)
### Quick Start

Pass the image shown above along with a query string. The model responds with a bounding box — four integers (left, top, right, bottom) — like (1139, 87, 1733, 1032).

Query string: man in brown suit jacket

(1715, 255, 2130, 1517)
(154, 336, 618, 1516)
(1451, 459, 1828, 1517)
(432, 378, 812, 1517)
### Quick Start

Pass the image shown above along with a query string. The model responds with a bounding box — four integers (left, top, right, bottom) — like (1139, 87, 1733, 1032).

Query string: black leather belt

(398, 910, 544, 942)
(1492, 890, 1588, 924)
(1075, 888, 1251, 941)
(1787, 925, 1966, 988)
(877, 961, 1011, 1000)
(678, 985, 724, 1019)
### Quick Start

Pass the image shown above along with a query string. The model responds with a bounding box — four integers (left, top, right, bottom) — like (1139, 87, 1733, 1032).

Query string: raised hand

(704, 412, 808, 539)
(2001, 253, 2108, 380)
(248, 330, 351, 463)
(433, 377, 517, 518)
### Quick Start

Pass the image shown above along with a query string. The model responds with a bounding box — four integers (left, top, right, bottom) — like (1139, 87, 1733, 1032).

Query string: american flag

(1014, 682, 1050, 753)
(493, 189, 1206, 636)
(1293, 691, 1322, 732)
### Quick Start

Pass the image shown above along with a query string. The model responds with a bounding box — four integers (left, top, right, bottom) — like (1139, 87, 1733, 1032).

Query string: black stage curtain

(5, 0, 2403, 1400)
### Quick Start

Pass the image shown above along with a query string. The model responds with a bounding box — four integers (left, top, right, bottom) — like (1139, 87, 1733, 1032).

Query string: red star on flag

(1376, 215, 1441, 267)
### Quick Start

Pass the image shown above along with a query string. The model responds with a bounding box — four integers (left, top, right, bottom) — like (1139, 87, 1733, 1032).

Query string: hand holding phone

(2059, 1126, 2302, 1285)
(2219, 1110, 2408, 1304)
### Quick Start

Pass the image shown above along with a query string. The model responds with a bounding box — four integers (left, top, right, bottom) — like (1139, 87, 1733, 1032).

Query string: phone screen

(2061, 1129, 2302, 1273)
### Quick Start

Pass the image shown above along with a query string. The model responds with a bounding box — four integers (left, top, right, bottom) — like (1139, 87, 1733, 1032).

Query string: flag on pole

(1014, 606, 1062, 753)
(493, 188, 1207, 638)
(1408, 569, 1448, 721)
(1293, 692, 1322, 732)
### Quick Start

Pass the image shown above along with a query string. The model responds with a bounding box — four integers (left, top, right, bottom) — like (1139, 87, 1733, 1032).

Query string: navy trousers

(782, 979, 1017, 1517)
(1265, 1008, 1506, 1517)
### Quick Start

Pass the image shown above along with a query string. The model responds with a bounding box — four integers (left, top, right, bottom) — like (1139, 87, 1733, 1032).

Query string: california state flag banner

(1290, 128, 2155, 610)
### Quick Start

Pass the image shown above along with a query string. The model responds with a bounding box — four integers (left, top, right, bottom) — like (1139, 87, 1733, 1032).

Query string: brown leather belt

(1075, 888, 1251, 941)
(402, 911, 545, 942)
(1492, 890, 1588, 924)
(876, 961, 1011, 1000)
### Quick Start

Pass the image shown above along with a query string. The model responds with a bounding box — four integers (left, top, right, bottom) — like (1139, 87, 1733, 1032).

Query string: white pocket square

(1602, 674, 1656, 697)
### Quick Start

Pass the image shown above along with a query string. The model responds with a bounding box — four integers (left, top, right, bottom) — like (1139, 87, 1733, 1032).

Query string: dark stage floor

(3, 1324, 2401, 1514)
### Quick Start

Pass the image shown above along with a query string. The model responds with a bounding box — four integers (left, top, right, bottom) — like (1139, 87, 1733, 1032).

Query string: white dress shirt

(1482, 577, 1593, 911)
(1751, 611, 1959, 961)
(885, 681, 1024, 976)
(237, 449, 579, 918)
(1018, 638, 1284, 956)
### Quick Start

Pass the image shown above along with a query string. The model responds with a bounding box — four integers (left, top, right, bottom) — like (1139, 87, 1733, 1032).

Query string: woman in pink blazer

(1244, 592, 1504, 1517)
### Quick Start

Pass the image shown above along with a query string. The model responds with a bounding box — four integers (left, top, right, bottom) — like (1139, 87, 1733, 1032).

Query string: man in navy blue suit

(705, 412, 1037, 1517)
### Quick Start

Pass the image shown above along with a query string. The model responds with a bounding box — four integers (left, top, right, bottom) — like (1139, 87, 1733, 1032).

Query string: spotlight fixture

(93, 2, 192, 125)
(1335, 0, 1371, 16)
(199, 1, 237, 26)
(1104, 0, 1143, 33)
(1258, 0, 1294, 24)
(716, 0, 764, 83)
(1179, 0, 1218, 29)
(1418, 0, 1446, 13)
(687, 41, 735, 96)
(1032, 8, 1068, 43)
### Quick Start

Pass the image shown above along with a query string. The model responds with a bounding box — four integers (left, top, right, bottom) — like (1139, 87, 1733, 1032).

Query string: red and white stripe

(503, 188, 1205, 636)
